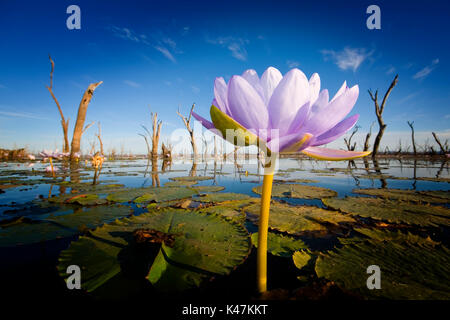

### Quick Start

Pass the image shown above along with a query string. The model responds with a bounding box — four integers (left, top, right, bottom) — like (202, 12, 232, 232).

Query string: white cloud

(386, 66, 396, 75)
(123, 80, 141, 88)
(0, 110, 48, 120)
(109, 26, 149, 44)
(206, 36, 249, 61)
(154, 46, 176, 63)
(445, 114, 450, 119)
(286, 60, 300, 68)
(191, 85, 200, 94)
(413, 58, 439, 80)
(321, 47, 372, 72)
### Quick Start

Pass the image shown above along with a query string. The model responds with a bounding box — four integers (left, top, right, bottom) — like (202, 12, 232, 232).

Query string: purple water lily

(39, 149, 62, 159)
(193, 67, 370, 160)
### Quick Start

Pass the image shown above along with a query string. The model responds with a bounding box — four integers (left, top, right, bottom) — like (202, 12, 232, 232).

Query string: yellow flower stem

(257, 167, 274, 293)
(49, 157, 55, 178)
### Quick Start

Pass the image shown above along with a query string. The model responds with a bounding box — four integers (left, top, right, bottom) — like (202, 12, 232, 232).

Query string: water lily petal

(302, 85, 359, 136)
(311, 114, 359, 146)
(242, 69, 264, 99)
(267, 132, 313, 153)
(309, 89, 329, 116)
(331, 81, 347, 102)
(214, 77, 230, 115)
(309, 73, 320, 105)
(210, 105, 263, 148)
(268, 68, 310, 130)
(227, 75, 269, 132)
(192, 111, 215, 130)
(301, 146, 371, 160)
(260, 67, 283, 104)
(286, 102, 310, 135)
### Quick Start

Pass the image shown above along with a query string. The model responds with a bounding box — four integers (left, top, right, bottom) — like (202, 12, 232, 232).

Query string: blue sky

(0, 0, 449, 154)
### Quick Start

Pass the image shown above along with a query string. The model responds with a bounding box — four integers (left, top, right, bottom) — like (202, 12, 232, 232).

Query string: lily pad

(251, 232, 308, 257)
(107, 186, 197, 203)
(196, 192, 252, 203)
(252, 184, 337, 199)
(58, 209, 251, 293)
(353, 188, 450, 203)
(0, 206, 132, 247)
(244, 202, 355, 235)
(315, 240, 450, 299)
(292, 250, 312, 270)
(323, 197, 450, 227)
(164, 180, 197, 187)
(190, 185, 225, 193)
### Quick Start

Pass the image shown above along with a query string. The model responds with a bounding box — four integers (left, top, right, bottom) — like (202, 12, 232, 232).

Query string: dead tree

(363, 121, 375, 152)
(368, 75, 399, 157)
(161, 143, 172, 160)
(407, 121, 417, 156)
(96, 122, 104, 155)
(214, 136, 218, 159)
(70, 81, 103, 158)
(344, 125, 360, 151)
(46, 55, 70, 153)
(139, 132, 151, 158)
(177, 104, 198, 160)
(432, 132, 447, 154)
(151, 112, 162, 158)
(202, 133, 208, 161)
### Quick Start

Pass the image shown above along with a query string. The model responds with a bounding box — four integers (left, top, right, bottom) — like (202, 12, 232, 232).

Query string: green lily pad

(107, 186, 197, 203)
(251, 232, 308, 257)
(164, 180, 197, 187)
(252, 184, 337, 199)
(292, 250, 312, 270)
(353, 188, 450, 203)
(323, 197, 450, 227)
(244, 202, 354, 235)
(190, 185, 225, 193)
(315, 240, 450, 299)
(343, 228, 441, 247)
(196, 192, 252, 203)
(58, 209, 251, 293)
(0, 206, 132, 247)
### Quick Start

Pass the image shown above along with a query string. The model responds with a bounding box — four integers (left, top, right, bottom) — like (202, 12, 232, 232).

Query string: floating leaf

(196, 199, 257, 223)
(315, 241, 450, 299)
(353, 188, 450, 203)
(0, 206, 132, 247)
(252, 184, 337, 199)
(190, 185, 225, 193)
(323, 197, 450, 227)
(251, 232, 308, 257)
(292, 250, 312, 270)
(164, 180, 197, 187)
(107, 186, 196, 203)
(244, 202, 354, 235)
(58, 209, 251, 293)
(196, 192, 252, 203)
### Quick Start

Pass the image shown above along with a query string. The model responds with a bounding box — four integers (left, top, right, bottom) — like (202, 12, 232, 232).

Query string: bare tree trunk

(46, 55, 70, 153)
(363, 121, 375, 152)
(177, 104, 198, 160)
(344, 126, 359, 151)
(407, 121, 417, 156)
(369, 75, 399, 157)
(151, 112, 162, 158)
(96, 122, 104, 155)
(70, 81, 103, 158)
(432, 132, 446, 154)
(139, 133, 151, 158)
(214, 136, 218, 159)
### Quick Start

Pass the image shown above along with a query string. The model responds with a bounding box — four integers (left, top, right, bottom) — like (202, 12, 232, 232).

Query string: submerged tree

(70, 81, 103, 158)
(46, 55, 70, 153)
(177, 104, 198, 160)
(363, 121, 376, 152)
(151, 111, 162, 158)
(344, 125, 360, 151)
(46, 55, 102, 159)
(432, 132, 447, 154)
(368, 75, 399, 157)
(407, 121, 417, 156)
